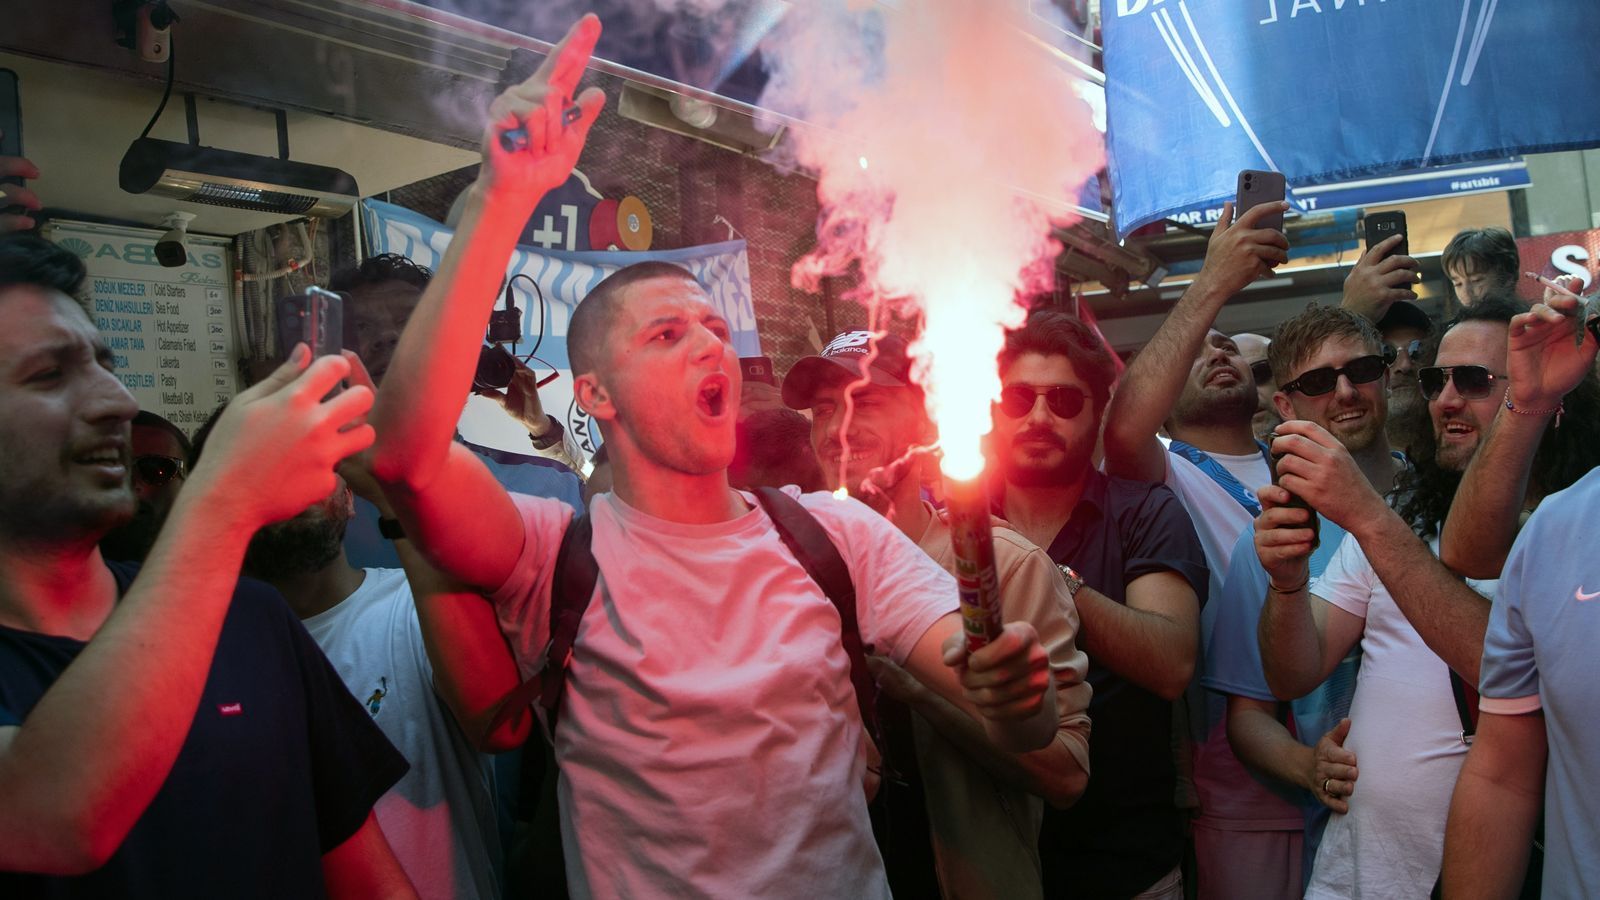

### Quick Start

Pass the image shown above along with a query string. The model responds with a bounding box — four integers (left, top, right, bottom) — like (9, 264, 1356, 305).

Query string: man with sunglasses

(1441, 286, 1600, 898)
(1376, 300, 1433, 456)
(784, 329, 1093, 900)
(990, 309, 1208, 900)
(99, 410, 190, 563)
(1255, 305, 1514, 898)
(1203, 306, 1406, 897)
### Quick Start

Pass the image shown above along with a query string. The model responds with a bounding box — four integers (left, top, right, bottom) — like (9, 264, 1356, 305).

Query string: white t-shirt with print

(301, 567, 501, 900)
(1304, 537, 1495, 900)
(491, 487, 957, 900)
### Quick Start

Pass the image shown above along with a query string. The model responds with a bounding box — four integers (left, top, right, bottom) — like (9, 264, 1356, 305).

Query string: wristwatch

(1056, 563, 1084, 599)
(377, 517, 407, 541)
(528, 416, 565, 451)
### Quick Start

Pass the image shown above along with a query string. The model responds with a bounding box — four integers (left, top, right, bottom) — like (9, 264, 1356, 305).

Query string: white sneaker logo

(1576, 586, 1600, 602)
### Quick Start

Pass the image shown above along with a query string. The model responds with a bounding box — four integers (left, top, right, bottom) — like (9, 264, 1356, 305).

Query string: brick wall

(383, 72, 843, 378)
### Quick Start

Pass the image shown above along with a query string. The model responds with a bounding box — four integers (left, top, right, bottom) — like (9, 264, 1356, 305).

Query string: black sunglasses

(1417, 365, 1508, 401)
(1249, 360, 1273, 385)
(1281, 353, 1392, 397)
(133, 454, 186, 487)
(1385, 339, 1424, 362)
(999, 384, 1089, 419)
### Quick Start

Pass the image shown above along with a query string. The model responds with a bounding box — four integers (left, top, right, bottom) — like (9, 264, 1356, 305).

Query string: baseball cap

(1376, 299, 1432, 335)
(782, 330, 915, 410)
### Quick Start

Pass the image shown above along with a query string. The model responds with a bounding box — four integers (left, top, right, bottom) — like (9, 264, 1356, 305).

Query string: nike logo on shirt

(1575, 587, 1600, 602)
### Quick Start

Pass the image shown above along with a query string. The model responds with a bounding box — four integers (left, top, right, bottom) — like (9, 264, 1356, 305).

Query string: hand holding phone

(276, 286, 346, 362)
(1364, 211, 1408, 258)
(1236, 169, 1287, 233)
(1267, 430, 1320, 551)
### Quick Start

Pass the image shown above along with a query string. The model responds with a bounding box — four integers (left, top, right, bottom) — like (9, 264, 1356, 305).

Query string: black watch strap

(529, 416, 565, 451)
(377, 517, 407, 541)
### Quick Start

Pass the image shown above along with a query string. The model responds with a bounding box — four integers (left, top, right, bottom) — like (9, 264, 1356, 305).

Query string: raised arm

(369, 14, 605, 591)
(1102, 200, 1289, 482)
(1441, 281, 1597, 577)
(342, 355, 533, 752)
(0, 352, 372, 873)
(1339, 233, 1419, 323)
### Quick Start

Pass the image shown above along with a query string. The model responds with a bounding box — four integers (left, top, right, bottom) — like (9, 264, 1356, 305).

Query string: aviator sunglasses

(1280, 350, 1394, 397)
(133, 454, 186, 487)
(1417, 365, 1507, 401)
(999, 384, 1089, 419)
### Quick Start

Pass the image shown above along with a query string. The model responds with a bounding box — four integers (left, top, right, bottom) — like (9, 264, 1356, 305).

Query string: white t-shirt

(491, 487, 958, 900)
(301, 567, 501, 900)
(1304, 537, 1495, 900)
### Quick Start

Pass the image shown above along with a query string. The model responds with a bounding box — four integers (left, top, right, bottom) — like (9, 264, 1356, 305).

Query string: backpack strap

(751, 487, 880, 739)
(485, 512, 597, 740)
(496, 491, 881, 747)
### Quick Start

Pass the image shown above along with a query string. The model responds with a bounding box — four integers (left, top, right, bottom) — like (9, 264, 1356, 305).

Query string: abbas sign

(1104, 0, 1600, 237)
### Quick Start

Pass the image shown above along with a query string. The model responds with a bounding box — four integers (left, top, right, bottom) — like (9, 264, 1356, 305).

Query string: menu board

(45, 220, 239, 435)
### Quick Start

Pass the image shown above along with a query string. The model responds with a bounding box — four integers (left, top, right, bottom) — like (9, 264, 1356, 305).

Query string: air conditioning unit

(119, 137, 359, 218)
(617, 82, 784, 156)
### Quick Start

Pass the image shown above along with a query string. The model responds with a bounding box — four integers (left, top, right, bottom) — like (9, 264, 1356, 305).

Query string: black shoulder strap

(502, 491, 880, 746)
(1450, 669, 1479, 741)
(486, 512, 597, 740)
(752, 487, 882, 748)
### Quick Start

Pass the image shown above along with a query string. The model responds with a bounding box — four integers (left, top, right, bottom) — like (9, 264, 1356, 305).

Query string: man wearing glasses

(1203, 306, 1407, 896)
(1376, 300, 1433, 455)
(1254, 302, 1522, 898)
(991, 310, 1208, 900)
(784, 329, 1093, 900)
(99, 410, 189, 563)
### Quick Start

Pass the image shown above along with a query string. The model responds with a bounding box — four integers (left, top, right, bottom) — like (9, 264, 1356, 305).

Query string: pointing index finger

(533, 14, 602, 100)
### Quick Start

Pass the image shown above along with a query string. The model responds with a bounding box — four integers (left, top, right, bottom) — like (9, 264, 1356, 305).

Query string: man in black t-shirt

(990, 310, 1210, 899)
(0, 235, 412, 897)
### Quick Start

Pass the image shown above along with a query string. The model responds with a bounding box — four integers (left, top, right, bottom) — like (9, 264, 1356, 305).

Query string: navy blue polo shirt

(1010, 469, 1208, 899)
(0, 561, 409, 898)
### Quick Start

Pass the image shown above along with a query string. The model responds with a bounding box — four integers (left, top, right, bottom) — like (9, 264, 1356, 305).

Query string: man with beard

(1376, 301, 1432, 455)
(1201, 306, 1407, 897)
(1254, 300, 1530, 898)
(1100, 201, 1289, 899)
(0, 235, 412, 895)
(190, 390, 503, 900)
(784, 330, 1092, 899)
(99, 410, 191, 562)
(367, 17, 1058, 899)
(990, 309, 1207, 899)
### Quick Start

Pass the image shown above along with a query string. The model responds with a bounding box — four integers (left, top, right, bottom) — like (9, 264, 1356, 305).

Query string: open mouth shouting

(696, 374, 732, 420)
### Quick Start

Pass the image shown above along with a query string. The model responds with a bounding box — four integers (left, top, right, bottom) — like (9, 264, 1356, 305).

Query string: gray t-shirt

(303, 567, 501, 900)
(1481, 466, 1600, 897)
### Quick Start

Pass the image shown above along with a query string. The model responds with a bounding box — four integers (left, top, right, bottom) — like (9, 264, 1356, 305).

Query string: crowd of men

(2, 13, 1598, 900)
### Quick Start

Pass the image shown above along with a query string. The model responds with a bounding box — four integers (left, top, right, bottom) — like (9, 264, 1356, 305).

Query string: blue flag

(1103, 0, 1600, 237)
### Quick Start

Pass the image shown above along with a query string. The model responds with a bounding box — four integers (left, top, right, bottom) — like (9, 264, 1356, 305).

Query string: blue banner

(1104, 0, 1600, 237)
(361, 198, 760, 456)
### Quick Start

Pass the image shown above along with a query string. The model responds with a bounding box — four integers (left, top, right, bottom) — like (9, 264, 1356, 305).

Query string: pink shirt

(492, 488, 956, 899)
